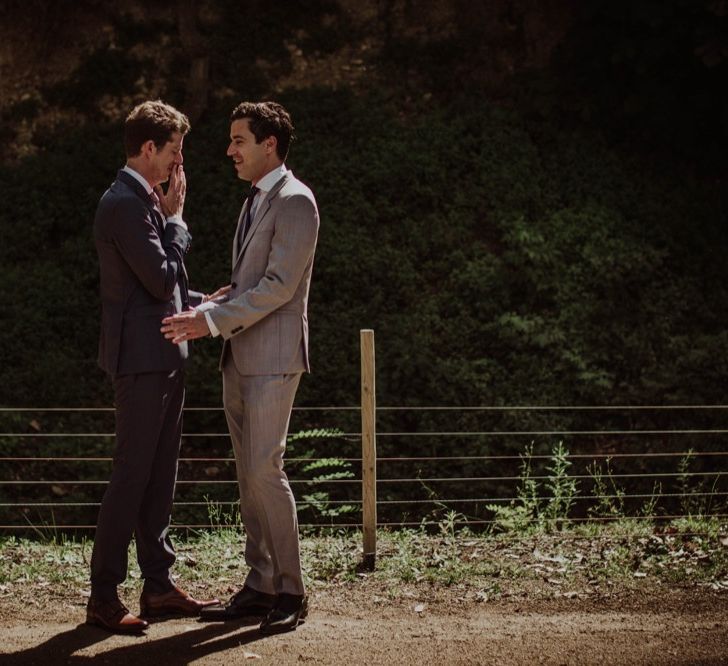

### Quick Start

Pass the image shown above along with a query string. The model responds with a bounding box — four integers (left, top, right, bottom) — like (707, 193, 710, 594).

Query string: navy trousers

(90, 369, 184, 600)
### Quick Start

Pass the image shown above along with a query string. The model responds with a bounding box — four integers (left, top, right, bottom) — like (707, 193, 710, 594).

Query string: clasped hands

(161, 284, 232, 344)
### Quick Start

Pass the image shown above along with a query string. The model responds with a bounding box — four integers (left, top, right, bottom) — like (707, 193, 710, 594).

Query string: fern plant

(287, 428, 357, 522)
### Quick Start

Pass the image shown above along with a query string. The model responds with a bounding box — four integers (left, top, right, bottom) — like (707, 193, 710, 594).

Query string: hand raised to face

(155, 164, 186, 218)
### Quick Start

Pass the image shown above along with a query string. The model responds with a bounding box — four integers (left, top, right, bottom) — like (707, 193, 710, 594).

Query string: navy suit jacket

(94, 169, 201, 376)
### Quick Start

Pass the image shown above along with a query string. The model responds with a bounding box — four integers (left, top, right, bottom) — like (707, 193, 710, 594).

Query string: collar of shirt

(122, 165, 153, 194)
(254, 163, 287, 199)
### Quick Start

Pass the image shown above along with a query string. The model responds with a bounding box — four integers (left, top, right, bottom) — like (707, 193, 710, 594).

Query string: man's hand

(161, 309, 209, 344)
(155, 164, 186, 218)
(203, 284, 233, 303)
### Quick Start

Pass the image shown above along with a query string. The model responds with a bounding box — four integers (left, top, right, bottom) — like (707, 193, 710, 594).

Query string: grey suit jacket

(208, 170, 319, 375)
(94, 169, 202, 376)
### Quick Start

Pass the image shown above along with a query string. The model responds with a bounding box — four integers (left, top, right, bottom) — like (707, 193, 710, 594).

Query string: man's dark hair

(124, 100, 190, 157)
(230, 101, 295, 161)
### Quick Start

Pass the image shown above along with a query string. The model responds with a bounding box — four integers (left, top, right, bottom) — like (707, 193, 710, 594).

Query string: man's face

(227, 119, 271, 183)
(150, 132, 184, 186)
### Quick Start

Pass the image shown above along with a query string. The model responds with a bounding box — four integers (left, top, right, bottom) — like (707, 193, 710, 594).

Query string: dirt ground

(0, 584, 726, 665)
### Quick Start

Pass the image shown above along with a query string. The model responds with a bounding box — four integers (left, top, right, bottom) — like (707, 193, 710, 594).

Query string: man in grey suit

(89, 100, 221, 634)
(162, 101, 319, 634)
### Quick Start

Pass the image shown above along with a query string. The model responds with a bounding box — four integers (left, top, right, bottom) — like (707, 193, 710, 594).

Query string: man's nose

(226, 143, 235, 156)
(176, 152, 184, 165)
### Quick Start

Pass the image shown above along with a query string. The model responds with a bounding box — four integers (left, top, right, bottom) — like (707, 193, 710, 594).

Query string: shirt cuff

(166, 215, 187, 230)
(203, 310, 220, 338)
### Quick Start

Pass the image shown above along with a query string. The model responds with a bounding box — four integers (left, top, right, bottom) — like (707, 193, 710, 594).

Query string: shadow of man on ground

(5, 617, 266, 665)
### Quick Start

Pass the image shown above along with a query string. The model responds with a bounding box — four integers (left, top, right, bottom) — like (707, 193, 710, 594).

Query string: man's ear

(266, 136, 278, 155)
(140, 139, 157, 159)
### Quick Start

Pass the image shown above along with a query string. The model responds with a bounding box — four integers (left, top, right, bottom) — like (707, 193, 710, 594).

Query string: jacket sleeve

(110, 196, 191, 301)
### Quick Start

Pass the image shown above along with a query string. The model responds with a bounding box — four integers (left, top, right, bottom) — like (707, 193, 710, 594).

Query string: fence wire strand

(1, 405, 727, 532)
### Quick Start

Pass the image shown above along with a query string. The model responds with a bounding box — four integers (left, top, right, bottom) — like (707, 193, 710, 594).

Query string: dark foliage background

(0, 0, 726, 526)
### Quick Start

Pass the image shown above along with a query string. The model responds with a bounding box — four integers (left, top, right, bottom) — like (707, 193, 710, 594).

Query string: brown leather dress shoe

(86, 597, 148, 634)
(139, 585, 220, 618)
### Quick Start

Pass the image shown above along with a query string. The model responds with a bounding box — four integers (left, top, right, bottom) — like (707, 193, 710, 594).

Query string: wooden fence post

(360, 329, 377, 569)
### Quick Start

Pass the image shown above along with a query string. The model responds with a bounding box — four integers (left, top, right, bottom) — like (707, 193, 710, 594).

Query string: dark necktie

(149, 191, 164, 235)
(241, 185, 260, 242)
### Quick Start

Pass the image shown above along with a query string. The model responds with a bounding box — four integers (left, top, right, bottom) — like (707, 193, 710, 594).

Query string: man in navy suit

(88, 100, 222, 633)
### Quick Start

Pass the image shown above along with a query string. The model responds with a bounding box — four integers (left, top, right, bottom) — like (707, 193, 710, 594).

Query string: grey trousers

(222, 361, 304, 596)
(90, 369, 184, 600)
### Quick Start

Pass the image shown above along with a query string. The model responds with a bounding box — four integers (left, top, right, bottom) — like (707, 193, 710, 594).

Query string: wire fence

(1, 403, 727, 535)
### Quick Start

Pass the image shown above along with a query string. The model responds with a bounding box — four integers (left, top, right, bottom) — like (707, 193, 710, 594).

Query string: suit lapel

(231, 202, 247, 266)
(232, 172, 291, 271)
(116, 170, 161, 233)
(149, 207, 165, 236)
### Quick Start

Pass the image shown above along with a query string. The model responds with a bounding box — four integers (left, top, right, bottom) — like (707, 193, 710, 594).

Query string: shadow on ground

(6, 617, 263, 664)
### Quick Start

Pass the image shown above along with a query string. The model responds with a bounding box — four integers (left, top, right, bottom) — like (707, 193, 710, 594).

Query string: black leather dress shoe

(259, 594, 308, 634)
(199, 585, 276, 620)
